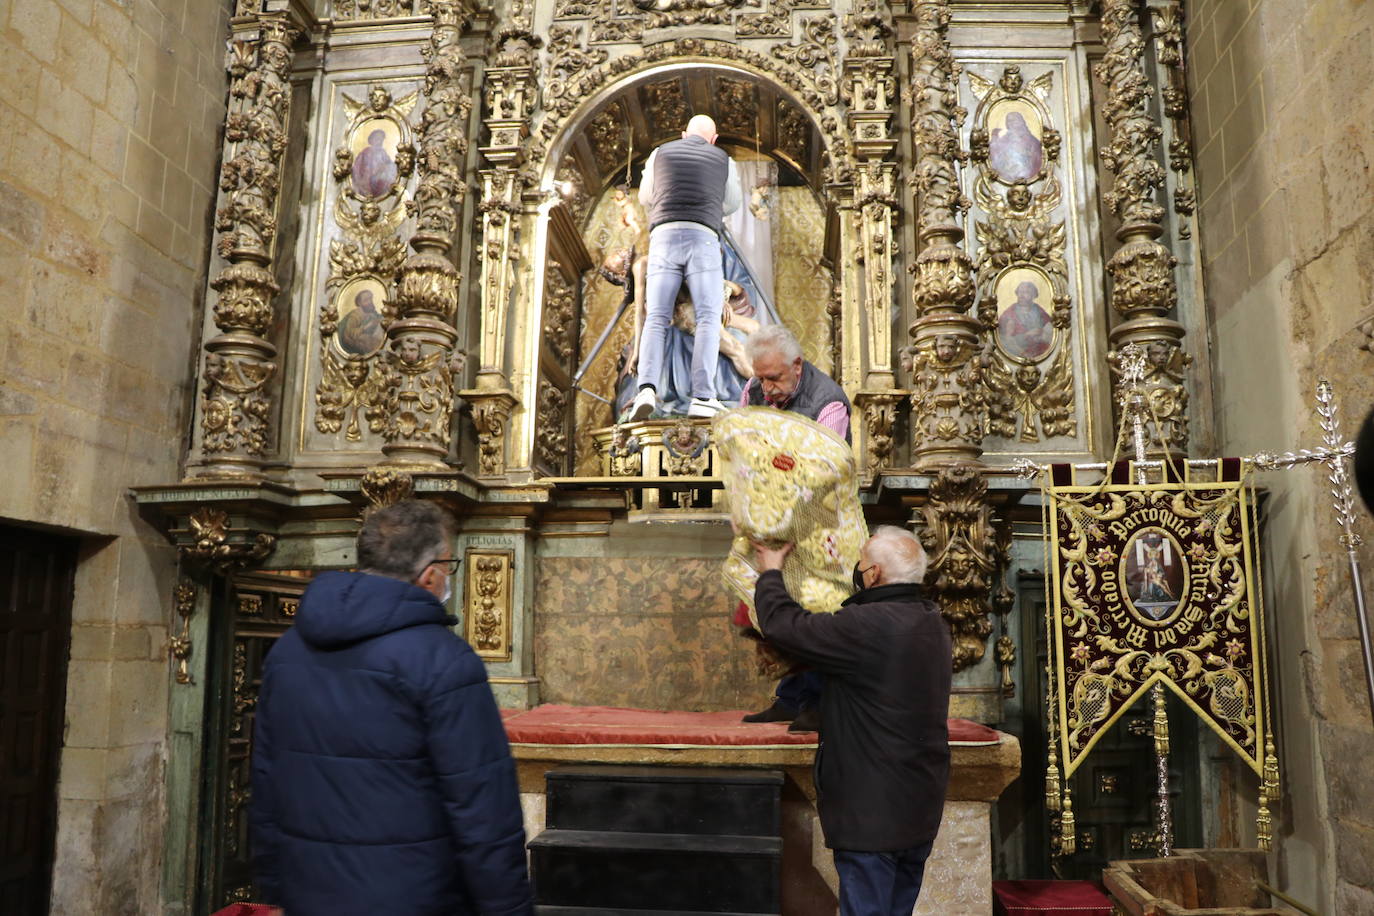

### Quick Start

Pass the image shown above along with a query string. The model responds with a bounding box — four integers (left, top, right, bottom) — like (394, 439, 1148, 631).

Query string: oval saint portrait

(994, 267, 1055, 363)
(349, 117, 401, 200)
(334, 279, 388, 358)
(1120, 528, 1188, 625)
(986, 99, 1044, 184)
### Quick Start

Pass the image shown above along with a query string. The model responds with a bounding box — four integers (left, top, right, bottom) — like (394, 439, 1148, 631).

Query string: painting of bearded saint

(351, 127, 398, 199)
(988, 109, 1043, 183)
(337, 287, 386, 357)
(996, 272, 1054, 361)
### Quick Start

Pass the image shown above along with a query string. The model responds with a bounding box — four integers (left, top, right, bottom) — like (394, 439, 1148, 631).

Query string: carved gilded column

(844, 0, 905, 477)
(1097, 0, 1191, 457)
(843, 1, 897, 389)
(905, 0, 984, 470)
(381, 0, 474, 468)
(462, 0, 539, 478)
(189, 11, 300, 480)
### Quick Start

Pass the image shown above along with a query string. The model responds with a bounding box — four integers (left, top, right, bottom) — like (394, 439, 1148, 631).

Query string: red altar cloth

(993, 880, 1113, 916)
(501, 704, 1000, 747)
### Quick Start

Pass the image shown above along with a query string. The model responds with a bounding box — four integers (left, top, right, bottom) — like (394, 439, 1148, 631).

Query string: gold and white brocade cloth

(714, 407, 866, 628)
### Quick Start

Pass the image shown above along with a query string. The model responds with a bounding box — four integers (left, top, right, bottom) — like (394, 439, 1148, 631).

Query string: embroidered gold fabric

(715, 407, 865, 626)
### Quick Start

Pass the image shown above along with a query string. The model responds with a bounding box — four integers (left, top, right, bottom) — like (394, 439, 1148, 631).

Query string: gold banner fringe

(1059, 787, 1076, 855)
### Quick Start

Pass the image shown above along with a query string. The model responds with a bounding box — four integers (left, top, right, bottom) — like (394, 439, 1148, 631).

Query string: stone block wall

(0, 0, 229, 911)
(1188, 0, 1374, 912)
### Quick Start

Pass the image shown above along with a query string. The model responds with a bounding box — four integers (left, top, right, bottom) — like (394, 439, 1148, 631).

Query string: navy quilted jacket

(249, 570, 533, 916)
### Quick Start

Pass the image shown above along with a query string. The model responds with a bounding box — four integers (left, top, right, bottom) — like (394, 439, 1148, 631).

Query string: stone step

(545, 765, 784, 836)
(529, 829, 782, 913)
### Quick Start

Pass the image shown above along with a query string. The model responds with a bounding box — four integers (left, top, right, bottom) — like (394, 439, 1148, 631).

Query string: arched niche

(523, 60, 842, 476)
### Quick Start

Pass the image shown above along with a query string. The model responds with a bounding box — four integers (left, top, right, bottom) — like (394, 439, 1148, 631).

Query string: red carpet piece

(993, 879, 1113, 916)
(501, 704, 1000, 747)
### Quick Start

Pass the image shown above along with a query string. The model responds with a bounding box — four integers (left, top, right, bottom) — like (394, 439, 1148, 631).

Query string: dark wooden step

(546, 765, 784, 836)
(529, 829, 782, 913)
(535, 908, 776, 916)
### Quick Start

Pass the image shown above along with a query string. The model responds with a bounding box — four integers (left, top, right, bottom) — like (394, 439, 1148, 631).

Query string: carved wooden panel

(464, 550, 514, 662)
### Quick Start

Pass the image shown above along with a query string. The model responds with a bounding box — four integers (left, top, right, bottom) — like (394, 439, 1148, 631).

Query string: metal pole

(720, 224, 777, 319)
(570, 290, 634, 393)
(1315, 380, 1374, 729)
(1118, 344, 1174, 857)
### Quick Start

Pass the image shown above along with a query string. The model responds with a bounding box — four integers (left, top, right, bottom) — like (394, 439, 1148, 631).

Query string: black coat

(753, 570, 952, 851)
(250, 571, 533, 916)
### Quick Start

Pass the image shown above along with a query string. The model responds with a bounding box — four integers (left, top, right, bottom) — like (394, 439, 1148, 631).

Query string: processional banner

(1043, 461, 1279, 848)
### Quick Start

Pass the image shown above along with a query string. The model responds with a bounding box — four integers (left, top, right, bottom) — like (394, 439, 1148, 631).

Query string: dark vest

(647, 136, 730, 233)
(745, 360, 852, 443)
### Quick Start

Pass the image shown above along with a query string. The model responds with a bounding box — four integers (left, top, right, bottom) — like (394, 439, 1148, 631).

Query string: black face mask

(852, 562, 866, 592)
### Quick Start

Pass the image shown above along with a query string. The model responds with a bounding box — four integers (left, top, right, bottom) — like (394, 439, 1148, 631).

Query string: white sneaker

(688, 397, 726, 418)
(629, 387, 657, 421)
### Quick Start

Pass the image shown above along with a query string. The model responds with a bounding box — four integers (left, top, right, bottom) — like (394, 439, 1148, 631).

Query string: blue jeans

(775, 670, 822, 713)
(833, 841, 934, 916)
(636, 225, 724, 400)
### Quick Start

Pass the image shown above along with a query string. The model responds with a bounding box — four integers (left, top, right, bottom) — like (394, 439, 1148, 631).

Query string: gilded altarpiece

(271, 16, 486, 472)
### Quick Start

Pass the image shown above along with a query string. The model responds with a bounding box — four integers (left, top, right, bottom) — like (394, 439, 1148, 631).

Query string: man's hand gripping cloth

(714, 407, 866, 629)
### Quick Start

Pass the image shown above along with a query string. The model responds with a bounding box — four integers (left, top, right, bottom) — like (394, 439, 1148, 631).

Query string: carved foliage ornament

(907, 0, 968, 234)
(632, 0, 746, 28)
(170, 581, 197, 685)
(921, 465, 995, 671)
(542, 263, 577, 365)
(470, 392, 517, 477)
(332, 0, 419, 21)
(466, 550, 513, 660)
(360, 466, 415, 515)
(180, 507, 277, 571)
(535, 379, 569, 470)
(853, 391, 902, 478)
(1095, 0, 1166, 230)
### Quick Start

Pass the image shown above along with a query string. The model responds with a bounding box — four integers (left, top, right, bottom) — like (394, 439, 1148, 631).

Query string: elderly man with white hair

(751, 526, 952, 916)
(629, 113, 743, 420)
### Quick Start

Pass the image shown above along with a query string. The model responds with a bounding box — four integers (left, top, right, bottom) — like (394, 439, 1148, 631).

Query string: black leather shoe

(787, 707, 821, 733)
(742, 700, 797, 723)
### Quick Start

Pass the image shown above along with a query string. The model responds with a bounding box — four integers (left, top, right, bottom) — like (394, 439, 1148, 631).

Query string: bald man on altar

(629, 114, 744, 421)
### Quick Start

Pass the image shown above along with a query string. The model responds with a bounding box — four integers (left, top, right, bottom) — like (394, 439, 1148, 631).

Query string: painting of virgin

(350, 119, 399, 199)
(987, 102, 1044, 183)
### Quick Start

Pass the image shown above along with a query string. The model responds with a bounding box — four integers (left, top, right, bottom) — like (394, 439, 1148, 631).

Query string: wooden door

(0, 526, 76, 915)
(199, 571, 308, 911)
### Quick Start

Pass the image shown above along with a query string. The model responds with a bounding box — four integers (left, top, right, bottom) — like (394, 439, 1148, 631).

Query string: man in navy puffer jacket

(250, 500, 533, 916)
